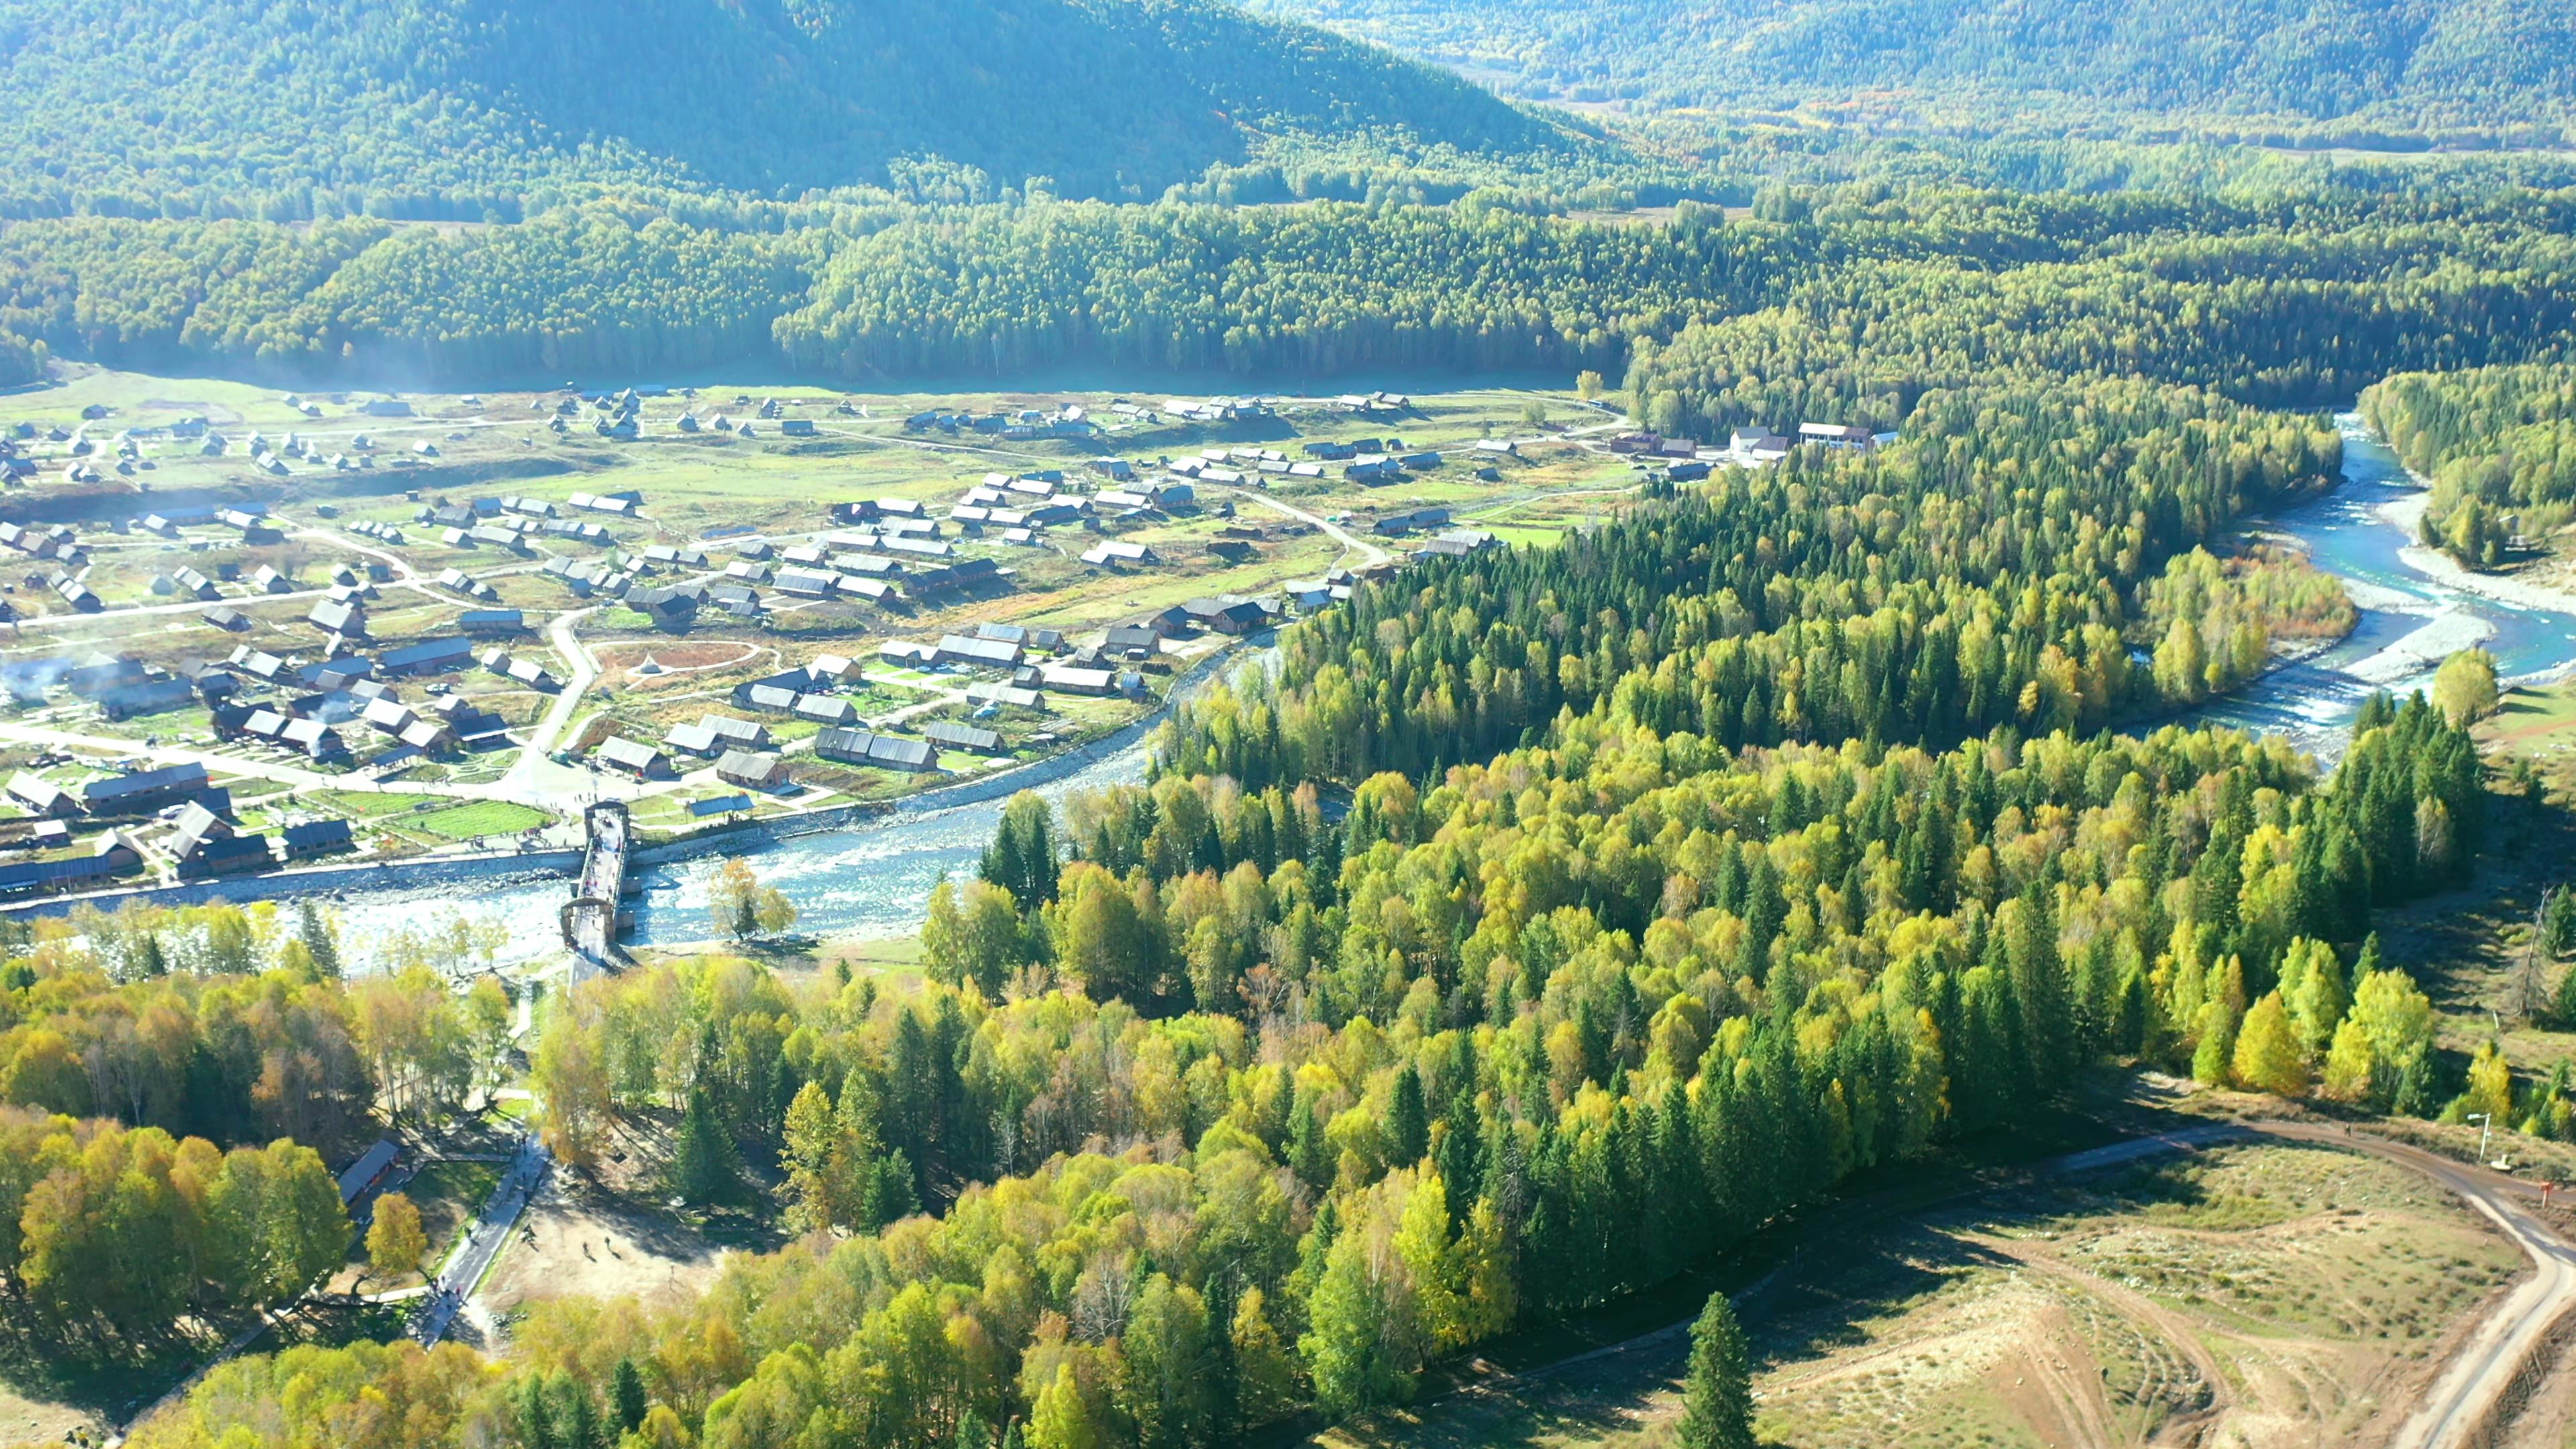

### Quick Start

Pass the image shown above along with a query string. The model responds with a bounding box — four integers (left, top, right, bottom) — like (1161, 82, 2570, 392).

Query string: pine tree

(1289, 1089, 1330, 1189)
(670, 1086, 743, 1207)
(1387, 1065, 1428, 1166)
(1676, 1290, 1756, 1449)
(2393, 1042, 2439, 1117)
(558, 1375, 603, 1449)
(295, 899, 341, 980)
(868, 1148, 921, 1227)
(518, 1376, 557, 1449)
(611, 1356, 648, 1433)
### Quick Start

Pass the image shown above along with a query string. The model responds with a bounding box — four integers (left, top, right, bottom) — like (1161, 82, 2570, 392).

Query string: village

(0, 371, 1772, 902)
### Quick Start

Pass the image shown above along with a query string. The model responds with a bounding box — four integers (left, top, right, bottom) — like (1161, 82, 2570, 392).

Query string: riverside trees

(0, 1108, 346, 1346)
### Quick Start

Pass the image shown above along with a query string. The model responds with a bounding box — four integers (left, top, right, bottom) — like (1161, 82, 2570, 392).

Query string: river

(294, 413, 2576, 969)
(324, 645, 1264, 969)
(2184, 414, 2576, 758)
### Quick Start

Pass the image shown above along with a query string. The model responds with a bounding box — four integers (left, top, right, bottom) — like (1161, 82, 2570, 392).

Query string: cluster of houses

(901, 405, 1098, 441)
(596, 656, 861, 786)
(1725, 423, 1884, 462)
(1161, 396, 1273, 425)
(419, 496, 616, 551)
(882, 601, 1269, 684)
(1609, 423, 1888, 473)
(564, 490, 642, 517)
(0, 754, 361, 894)
(1, 649, 236, 720)
(588, 621, 1167, 800)
(1279, 560, 1400, 611)
(481, 648, 561, 692)
(1282, 439, 1444, 485)
(1332, 392, 1412, 415)
(0, 521, 84, 566)
(599, 712, 785, 790)
(529, 496, 1016, 626)
(202, 632, 509, 765)
(244, 427, 378, 476)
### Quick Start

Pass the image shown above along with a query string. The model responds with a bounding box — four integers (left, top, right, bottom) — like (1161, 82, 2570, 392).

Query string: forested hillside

(0, 185, 2570, 393)
(1252, 0, 2576, 139)
(0, 0, 1564, 218)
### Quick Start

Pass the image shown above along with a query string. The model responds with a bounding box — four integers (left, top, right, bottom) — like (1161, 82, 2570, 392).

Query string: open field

(411, 800, 549, 839)
(1305, 1140, 2529, 1449)
(478, 1109, 771, 1332)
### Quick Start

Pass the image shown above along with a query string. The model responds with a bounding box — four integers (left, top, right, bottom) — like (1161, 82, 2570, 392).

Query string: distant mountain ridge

(0, 0, 1562, 214)
(1250, 0, 2576, 135)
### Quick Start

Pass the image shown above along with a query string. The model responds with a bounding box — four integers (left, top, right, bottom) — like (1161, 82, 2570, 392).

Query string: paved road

(497, 605, 602, 802)
(411, 1130, 549, 1346)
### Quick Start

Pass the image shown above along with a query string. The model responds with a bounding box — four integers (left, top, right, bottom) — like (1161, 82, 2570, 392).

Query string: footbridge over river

(559, 801, 631, 979)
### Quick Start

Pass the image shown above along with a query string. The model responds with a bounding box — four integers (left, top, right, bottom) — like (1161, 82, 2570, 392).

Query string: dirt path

(1355, 1119, 2571, 1449)
(2310, 1128, 2576, 1449)
(413, 1130, 548, 1346)
(1218, 486, 1391, 570)
(1956, 1232, 2233, 1444)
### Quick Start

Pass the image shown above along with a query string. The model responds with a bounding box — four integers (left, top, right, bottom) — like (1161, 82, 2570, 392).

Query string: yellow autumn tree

(2233, 991, 2308, 1095)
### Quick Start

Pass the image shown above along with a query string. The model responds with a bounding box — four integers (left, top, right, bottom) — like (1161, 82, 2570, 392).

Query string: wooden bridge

(559, 800, 631, 979)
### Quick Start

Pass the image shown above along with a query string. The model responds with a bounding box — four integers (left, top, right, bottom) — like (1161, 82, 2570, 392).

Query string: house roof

(82, 761, 208, 803)
(923, 720, 1002, 751)
(598, 737, 665, 771)
(282, 818, 354, 850)
(715, 749, 784, 781)
(814, 729, 936, 769)
(379, 637, 474, 670)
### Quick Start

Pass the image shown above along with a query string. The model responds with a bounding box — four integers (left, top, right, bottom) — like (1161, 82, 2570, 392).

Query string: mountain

(0, 0, 1563, 215)
(1249, 0, 2576, 136)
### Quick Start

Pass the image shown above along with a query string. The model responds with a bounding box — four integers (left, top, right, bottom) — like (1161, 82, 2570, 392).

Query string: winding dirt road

(1389, 1118, 2574, 1449)
(2274, 1124, 2576, 1449)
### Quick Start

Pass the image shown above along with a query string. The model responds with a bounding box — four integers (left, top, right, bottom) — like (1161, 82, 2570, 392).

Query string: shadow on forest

(1269, 1116, 2240, 1449)
(0, 1307, 238, 1425)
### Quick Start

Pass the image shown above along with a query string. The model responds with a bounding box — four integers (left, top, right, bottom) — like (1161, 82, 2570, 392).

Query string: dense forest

(54, 349, 2555, 1445)
(2363, 363, 2576, 568)
(0, 0, 1582, 219)
(92, 607, 2518, 1449)
(0, 904, 398, 1348)
(1253, 0, 2576, 141)
(0, 184, 2570, 395)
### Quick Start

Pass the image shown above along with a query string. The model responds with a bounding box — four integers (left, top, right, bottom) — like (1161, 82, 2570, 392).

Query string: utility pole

(2516, 888, 2555, 1024)
(2470, 1112, 2496, 1168)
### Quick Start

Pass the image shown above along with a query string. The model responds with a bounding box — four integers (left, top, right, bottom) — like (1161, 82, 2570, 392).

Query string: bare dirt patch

(0, 1382, 97, 1447)
(480, 1113, 782, 1322)
(480, 1171, 733, 1316)
(593, 638, 776, 691)
(1303, 1141, 2524, 1449)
